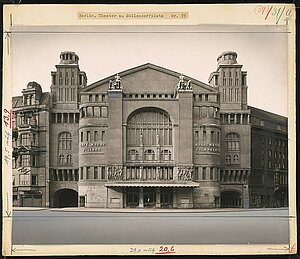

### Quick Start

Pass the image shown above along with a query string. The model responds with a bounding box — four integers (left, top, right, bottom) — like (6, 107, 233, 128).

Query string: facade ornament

(109, 74, 122, 90)
(156, 134, 160, 145)
(178, 166, 193, 181)
(108, 166, 124, 180)
(140, 134, 143, 145)
(177, 74, 192, 91)
(156, 167, 161, 180)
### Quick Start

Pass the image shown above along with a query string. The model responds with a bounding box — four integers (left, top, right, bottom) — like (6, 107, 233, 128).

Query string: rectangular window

(101, 167, 105, 179)
(101, 107, 108, 117)
(86, 167, 91, 179)
(210, 168, 214, 180)
(57, 113, 62, 123)
(203, 130, 207, 141)
(80, 167, 83, 179)
(211, 131, 215, 143)
(75, 113, 79, 123)
(19, 174, 29, 185)
(89, 95, 93, 102)
(87, 107, 93, 117)
(63, 113, 68, 123)
(101, 131, 105, 141)
(81, 132, 83, 142)
(195, 131, 199, 143)
(194, 167, 199, 180)
(87, 131, 90, 141)
(94, 167, 98, 179)
(94, 131, 98, 141)
(69, 113, 74, 123)
(202, 167, 206, 180)
(31, 175, 38, 185)
(20, 154, 30, 167)
(95, 94, 99, 102)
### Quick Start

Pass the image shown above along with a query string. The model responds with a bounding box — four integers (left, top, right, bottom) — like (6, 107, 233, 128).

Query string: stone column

(234, 114, 237, 124)
(123, 189, 127, 208)
(156, 188, 161, 208)
(173, 189, 177, 208)
(243, 184, 250, 208)
(139, 187, 144, 208)
(227, 114, 230, 124)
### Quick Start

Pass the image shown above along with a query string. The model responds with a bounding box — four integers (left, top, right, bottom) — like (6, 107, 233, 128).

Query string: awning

(105, 181, 200, 188)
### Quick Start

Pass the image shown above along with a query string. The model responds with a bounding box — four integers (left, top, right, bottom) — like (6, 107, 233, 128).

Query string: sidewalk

(13, 206, 288, 213)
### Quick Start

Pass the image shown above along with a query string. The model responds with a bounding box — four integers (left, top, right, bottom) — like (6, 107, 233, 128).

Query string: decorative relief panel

(107, 166, 124, 180)
(178, 166, 193, 181)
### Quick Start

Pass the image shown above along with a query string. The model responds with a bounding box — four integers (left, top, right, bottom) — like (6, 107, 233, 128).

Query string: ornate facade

(12, 51, 288, 209)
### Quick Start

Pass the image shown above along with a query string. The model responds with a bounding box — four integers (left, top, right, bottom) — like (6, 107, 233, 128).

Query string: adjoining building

(12, 51, 288, 209)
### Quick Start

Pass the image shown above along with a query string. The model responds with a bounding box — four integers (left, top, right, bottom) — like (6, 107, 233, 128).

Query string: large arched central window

(127, 108, 172, 147)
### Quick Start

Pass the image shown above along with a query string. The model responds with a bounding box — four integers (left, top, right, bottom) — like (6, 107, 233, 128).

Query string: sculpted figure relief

(178, 167, 193, 181)
(109, 74, 122, 90)
(177, 74, 192, 91)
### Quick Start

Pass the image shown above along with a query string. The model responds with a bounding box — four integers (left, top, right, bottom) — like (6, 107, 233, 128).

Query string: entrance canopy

(105, 181, 200, 188)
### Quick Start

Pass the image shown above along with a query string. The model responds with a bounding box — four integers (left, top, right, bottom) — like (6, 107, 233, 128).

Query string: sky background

(11, 28, 288, 116)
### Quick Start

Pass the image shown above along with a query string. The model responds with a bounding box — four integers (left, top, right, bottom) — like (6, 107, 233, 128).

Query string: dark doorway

(160, 189, 173, 208)
(144, 188, 156, 207)
(126, 188, 139, 207)
(221, 190, 243, 208)
(54, 189, 78, 208)
(274, 188, 288, 207)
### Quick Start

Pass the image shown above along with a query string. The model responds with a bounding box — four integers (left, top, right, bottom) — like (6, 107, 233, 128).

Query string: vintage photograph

(2, 4, 296, 256)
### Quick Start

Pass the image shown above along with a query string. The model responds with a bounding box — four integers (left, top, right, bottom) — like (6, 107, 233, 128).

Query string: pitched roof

(82, 63, 217, 93)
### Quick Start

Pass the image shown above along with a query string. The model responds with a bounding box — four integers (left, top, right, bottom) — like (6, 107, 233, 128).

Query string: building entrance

(221, 190, 243, 208)
(160, 189, 173, 208)
(54, 189, 78, 208)
(126, 188, 139, 207)
(143, 188, 156, 207)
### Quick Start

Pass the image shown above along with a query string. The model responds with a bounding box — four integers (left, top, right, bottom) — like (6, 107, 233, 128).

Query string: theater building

(11, 51, 288, 209)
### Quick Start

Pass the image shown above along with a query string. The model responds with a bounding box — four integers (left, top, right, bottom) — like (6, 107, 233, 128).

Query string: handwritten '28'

(254, 5, 293, 25)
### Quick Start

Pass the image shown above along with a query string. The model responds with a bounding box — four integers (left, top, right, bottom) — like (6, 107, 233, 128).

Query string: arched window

(66, 154, 72, 164)
(59, 154, 64, 164)
(128, 150, 139, 161)
(58, 132, 72, 150)
(225, 155, 231, 165)
(225, 133, 240, 151)
(127, 108, 172, 147)
(233, 155, 239, 164)
(144, 149, 155, 161)
(161, 150, 172, 161)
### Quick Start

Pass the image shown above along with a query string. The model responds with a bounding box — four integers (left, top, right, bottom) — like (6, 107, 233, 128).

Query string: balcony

(18, 123, 37, 130)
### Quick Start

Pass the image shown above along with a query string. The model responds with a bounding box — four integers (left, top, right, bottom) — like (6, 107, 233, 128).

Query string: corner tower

(209, 51, 247, 110)
(49, 51, 86, 207)
(209, 51, 251, 209)
(50, 51, 87, 110)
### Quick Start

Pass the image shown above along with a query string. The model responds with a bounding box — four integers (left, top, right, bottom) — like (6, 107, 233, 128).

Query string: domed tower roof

(217, 51, 238, 65)
(26, 81, 42, 92)
(59, 51, 79, 65)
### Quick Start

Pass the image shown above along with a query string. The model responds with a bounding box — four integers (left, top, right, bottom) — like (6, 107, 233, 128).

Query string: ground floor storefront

(124, 187, 175, 208)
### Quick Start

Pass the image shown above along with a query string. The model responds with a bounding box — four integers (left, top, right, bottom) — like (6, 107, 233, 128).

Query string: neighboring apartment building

(12, 51, 288, 209)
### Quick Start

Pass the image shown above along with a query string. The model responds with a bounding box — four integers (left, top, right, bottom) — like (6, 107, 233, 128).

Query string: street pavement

(12, 208, 289, 245)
